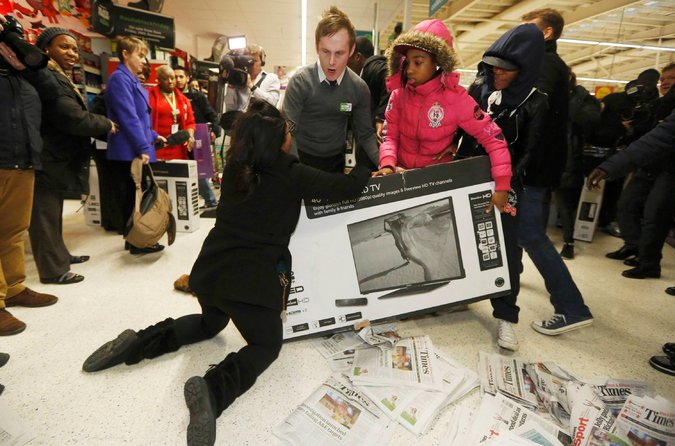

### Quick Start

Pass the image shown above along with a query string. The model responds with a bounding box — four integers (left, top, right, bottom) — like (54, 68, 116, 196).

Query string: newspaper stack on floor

(356, 349, 479, 435)
(479, 351, 541, 411)
(611, 394, 674, 445)
(313, 326, 479, 436)
(458, 392, 573, 445)
(273, 374, 394, 446)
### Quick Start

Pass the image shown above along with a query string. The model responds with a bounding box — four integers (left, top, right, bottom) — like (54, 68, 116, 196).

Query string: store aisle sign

(283, 157, 511, 340)
(92, 2, 175, 48)
(429, 0, 448, 16)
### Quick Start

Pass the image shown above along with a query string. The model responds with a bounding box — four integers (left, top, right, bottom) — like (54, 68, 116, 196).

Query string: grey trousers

(29, 183, 71, 280)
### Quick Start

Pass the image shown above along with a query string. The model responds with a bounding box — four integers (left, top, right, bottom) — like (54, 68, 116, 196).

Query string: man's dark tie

(327, 80, 337, 86)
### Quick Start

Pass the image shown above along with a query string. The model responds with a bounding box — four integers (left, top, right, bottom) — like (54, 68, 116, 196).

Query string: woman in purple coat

(105, 36, 166, 254)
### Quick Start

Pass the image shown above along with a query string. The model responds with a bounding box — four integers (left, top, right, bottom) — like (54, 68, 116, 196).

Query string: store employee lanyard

(163, 91, 180, 133)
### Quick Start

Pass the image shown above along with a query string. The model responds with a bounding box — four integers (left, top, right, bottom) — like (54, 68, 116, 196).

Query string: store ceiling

(161, 0, 675, 91)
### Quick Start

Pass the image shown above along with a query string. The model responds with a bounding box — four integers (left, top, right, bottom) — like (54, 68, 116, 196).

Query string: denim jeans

(198, 178, 218, 206)
(518, 185, 592, 321)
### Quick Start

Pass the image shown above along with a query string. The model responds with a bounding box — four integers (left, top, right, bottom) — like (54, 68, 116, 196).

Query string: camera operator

(221, 44, 280, 114)
(601, 64, 675, 279)
(0, 14, 61, 336)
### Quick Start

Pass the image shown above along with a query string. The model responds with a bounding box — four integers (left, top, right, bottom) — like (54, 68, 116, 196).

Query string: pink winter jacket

(380, 73, 512, 191)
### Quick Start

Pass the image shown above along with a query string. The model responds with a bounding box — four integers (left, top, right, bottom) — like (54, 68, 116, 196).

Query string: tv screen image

(347, 197, 465, 294)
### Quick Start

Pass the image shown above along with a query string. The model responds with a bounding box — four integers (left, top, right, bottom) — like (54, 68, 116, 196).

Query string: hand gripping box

(153, 160, 200, 233)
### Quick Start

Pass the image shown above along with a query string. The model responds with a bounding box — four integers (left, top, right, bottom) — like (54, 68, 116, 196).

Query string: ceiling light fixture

(559, 38, 675, 52)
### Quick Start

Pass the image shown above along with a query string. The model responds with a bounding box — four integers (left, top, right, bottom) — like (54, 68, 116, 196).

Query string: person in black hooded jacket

(458, 23, 593, 350)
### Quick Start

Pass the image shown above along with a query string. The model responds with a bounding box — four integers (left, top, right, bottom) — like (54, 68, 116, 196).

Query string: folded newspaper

(350, 336, 444, 390)
(315, 325, 401, 373)
(463, 393, 573, 445)
(273, 374, 394, 446)
(611, 394, 674, 446)
(354, 350, 479, 435)
(479, 352, 541, 411)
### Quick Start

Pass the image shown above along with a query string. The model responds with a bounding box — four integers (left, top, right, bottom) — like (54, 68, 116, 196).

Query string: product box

(153, 160, 200, 233)
(193, 123, 215, 179)
(573, 179, 605, 242)
(84, 159, 101, 226)
(284, 156, 511, 340)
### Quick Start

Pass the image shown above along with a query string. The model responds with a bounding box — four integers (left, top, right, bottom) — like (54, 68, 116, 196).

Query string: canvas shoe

(531, 314, 593, 336)
(497, 320, 518, 351)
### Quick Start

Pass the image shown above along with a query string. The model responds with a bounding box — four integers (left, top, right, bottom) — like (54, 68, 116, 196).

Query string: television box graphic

(574, 179, 605, 242)
(283, 156, 511, 340)
(153, 160, 200, 233)
(347, 197, 464, 295)
(84, 159, 101, 226)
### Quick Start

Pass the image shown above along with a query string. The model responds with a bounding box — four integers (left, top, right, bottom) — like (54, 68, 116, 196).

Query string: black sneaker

(82, 330, 138, 372)
(649, 355, 675, 376)
(560, 243, 574, 260)
(184, 376, 216, 446)
(531, 314, 593, 336)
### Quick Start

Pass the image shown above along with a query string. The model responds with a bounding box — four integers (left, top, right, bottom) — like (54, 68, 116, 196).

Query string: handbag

(124, 158, 176, 248)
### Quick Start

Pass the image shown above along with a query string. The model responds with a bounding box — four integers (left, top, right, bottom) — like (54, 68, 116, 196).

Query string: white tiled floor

(1, 200, 674, 445)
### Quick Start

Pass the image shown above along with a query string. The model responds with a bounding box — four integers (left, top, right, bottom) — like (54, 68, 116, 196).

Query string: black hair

(355, 36, 374, 59)
(226, 99, 287, 195)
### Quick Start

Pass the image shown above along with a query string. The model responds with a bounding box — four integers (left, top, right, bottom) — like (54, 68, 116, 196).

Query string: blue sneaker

(531, 314, 593, 336)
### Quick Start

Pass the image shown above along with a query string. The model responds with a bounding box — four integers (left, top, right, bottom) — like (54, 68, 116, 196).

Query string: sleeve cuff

(493, 176, 512, 191)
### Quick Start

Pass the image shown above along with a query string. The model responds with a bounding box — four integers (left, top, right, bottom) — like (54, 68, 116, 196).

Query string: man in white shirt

(222, 44, 280, 112)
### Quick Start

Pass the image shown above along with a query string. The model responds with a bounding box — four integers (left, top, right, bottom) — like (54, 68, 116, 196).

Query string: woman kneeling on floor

(82, 99, 371, 446)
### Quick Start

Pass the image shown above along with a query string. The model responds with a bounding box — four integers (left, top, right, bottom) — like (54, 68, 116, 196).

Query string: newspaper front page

(273, 374, 394, 446)
(464, 393, 572, 445)
(587, 379, 655, 417)
(350, 336, 443, 390)
(354, 350, 479, 435)
(479, 352, 540, 410)
(566, 382, 616, 446)
(611, 394, 675, 446)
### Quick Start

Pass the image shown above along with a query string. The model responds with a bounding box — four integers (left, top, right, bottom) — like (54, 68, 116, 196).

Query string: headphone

(248, 44, 266, 66)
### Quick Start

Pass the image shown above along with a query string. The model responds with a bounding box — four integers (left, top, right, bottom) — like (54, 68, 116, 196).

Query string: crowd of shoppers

(1, 6, 674, 446)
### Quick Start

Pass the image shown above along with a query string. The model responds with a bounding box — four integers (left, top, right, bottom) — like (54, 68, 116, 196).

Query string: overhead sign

(429, 0, 448, 16)
(283, 157, 511, 340)
(113, 5, 175, 49)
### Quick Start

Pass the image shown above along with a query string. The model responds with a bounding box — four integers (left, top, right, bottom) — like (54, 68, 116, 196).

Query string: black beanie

(36, 27, 77, 50)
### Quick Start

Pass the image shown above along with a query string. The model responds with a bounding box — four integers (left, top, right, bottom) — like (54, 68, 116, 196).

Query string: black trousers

(28, 182, 70, 279)
(599, 176, 625, 227)
(93, 150, 125, 233)
(617, 170, 675, 270)
(556, 187, 582, 244)
(175, 298, 283, 378)
(107, 160, 136, 236)
(490, 209, 521, 324)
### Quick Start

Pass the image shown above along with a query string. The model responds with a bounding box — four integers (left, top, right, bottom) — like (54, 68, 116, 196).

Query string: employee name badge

(339, 102, 352, 113)
(171, 123, 179, 134)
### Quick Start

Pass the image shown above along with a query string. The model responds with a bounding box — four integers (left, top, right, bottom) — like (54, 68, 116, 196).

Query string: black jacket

(562, 85, 601, 187)
(0, 61, 59, 170)
(532, 40, 569, 187)
(189, 153, 370, 310)
(458, 24, 549, 187)
(37, 63, 111, 193)
(600, 109, 675, 179)
(182, 87, 222, 136)
(361, 55, 389, 123)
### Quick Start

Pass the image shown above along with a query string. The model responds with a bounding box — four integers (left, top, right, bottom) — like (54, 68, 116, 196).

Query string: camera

(622, 84, 654, 122)
(0, 15, 49, 69)
(218, 49, 253, 88)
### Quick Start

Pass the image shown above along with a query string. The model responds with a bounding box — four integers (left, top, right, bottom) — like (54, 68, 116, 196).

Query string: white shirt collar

(316, 61, 345, 85)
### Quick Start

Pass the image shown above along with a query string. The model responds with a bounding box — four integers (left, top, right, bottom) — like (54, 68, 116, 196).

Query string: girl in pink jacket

(376, 19, 511, 211)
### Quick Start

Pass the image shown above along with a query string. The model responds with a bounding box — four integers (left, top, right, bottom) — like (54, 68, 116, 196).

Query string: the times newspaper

(611, 394, 675, 445)
(588, 379, 655, 416)
(273, 374, 394, 446)
(349, 336, 443, 390)
(479, 352, 540, 410)
(566, 382, 617, 446)
(354, 350, 479, 435)
(462, 393, 573, 444)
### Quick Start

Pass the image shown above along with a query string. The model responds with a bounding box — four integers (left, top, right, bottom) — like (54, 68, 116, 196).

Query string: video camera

(0, 15, 49, 69)
(622, 84, 655, 122)
(218, 49, 253, 88)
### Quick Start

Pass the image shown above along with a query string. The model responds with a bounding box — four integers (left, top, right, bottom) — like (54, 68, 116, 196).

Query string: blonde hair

(315, 6, 355, 49)
(116, 36, 148, 60)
